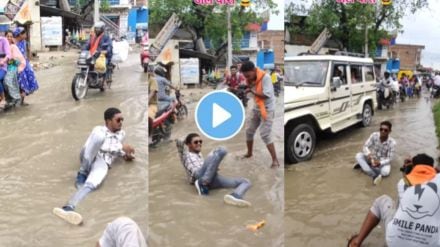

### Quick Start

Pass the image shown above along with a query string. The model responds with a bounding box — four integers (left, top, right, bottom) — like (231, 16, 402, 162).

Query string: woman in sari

(4, 30, 26, 106)
(13, 27, 38, 105)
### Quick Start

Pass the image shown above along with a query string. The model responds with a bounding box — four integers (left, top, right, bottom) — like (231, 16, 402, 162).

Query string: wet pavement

(285, 90, 439, 246)
(148, 88, 284, 246)
(0, 51, 148, 246)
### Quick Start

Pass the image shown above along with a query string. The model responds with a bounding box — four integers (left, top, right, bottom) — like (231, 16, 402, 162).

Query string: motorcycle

(149, 90, 187, 147)
(150, 100, 177, 148)
(432, 85, 440, 98)
(71, 50, 112, 100)
(377, 84, 394, 110)
(228, 84, 249, 108)
(140, 42, 149, 73)
(63, 37, 83, 52)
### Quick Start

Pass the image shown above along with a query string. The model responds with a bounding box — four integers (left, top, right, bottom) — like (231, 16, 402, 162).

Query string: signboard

(180, 58, 199, 85)
(41, 17, 62, 46)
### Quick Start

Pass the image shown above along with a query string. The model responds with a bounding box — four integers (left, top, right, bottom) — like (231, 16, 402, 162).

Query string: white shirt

(83, 126, 126, 166)
(386, 174, 440, 247)
(434, 75, 440, 86)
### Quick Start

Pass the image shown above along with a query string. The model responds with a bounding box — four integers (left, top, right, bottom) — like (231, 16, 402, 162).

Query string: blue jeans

(0, 69, 6, 94)
(356, 152, 391, 177)
(195, 147, 251, 199)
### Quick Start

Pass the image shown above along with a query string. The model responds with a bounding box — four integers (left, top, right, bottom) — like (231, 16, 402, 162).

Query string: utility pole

(94, 0, 100, 24)
(227, 5, 232, 68)
(364, 23, 368, 57)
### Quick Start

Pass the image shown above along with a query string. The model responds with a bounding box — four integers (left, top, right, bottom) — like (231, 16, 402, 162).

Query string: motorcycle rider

(378, 71, 394, 108)
(154, 64, 177, 111)
(83, 22, 113, 87)
(225, 65, 245, 90)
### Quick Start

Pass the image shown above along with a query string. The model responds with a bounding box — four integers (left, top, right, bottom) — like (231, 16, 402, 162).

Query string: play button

(212, 103, 231, 128)
(195, 90, 245, 141)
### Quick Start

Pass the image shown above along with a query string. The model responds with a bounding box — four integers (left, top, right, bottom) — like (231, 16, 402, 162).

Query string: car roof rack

(334, 51, 366, 58)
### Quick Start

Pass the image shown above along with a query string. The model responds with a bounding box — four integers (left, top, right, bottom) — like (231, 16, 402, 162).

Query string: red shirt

(226, 73, 245, 88)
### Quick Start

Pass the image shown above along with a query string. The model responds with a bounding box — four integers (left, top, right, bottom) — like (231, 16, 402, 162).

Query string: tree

(287, 0, 428, 55)
(149, 0, 279, 51)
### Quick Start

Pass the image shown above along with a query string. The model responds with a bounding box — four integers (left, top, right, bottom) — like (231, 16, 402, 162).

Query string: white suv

(284, 55, 377, 164)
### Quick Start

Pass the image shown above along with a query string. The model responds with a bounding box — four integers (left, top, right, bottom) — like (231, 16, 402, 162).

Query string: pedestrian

(240, 61, 280, 168)
(348, 154, 439, 247)
(353, 121, 396, 185)
(0, 31, 11, 109)
(176, 133, 252, 207)
(13, 27, 39, 105)
(53, 107, 135, 225)
(98, 217, 147, 247)
(4, 30, 26, 107)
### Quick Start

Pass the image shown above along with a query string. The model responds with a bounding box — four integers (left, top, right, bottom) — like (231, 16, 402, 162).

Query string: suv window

(285, 61, 329, 87)
(350, 65, 363, 84)
(332, 64, 348, 85)
(364, 65, 375, 81)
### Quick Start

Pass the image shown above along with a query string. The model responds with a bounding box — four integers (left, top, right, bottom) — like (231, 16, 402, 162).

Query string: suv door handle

(345, 87, 349, 90)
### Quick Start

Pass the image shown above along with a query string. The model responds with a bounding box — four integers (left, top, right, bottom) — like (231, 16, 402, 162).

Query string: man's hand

(122, 144, 135, 161)
(372, 159, 381, 167)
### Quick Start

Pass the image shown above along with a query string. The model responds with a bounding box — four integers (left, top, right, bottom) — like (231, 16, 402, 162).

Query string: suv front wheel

(286, 123, 316, 164)
(361, 103, 372, 127)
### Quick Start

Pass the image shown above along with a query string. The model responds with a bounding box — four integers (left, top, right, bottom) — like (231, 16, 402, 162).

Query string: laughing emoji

(382, 0, 392, 5)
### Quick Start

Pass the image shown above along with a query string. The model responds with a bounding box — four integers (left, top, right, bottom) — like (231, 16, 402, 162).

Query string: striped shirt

(183, 151, 203, 184)
(363, 132, 396, 166)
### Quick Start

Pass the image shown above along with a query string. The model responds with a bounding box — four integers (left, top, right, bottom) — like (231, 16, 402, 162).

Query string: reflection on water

(0, 53, 148, 246)
(286, 93, 439, 247)
(149, 91, 284, 246)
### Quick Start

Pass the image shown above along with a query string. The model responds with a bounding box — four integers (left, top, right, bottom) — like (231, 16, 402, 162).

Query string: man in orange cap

(348, 153, 440, 247)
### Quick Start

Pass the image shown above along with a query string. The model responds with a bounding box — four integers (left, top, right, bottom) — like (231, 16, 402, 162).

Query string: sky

(267, 0, 285, 30)
(284, 0, 440, 69)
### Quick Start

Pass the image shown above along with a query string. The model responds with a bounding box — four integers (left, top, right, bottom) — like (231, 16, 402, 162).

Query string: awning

(40, 5, 81, 19)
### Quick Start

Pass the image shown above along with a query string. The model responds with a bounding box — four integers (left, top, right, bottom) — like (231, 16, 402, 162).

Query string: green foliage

(149, 0, 277, 50)
(434, 100, 440, 140)
(100, 0, 111, 12)
(287, 0, 428, 55)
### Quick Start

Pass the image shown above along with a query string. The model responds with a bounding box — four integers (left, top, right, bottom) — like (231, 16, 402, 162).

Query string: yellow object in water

(241, 0, 250, 7)
(246, 220, 266, 232)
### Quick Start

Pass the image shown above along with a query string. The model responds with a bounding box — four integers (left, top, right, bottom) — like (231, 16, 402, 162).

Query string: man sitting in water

(53, 107, 135, 225)
(348, 154, 440, 247)
(353, 121, 396, 185)
(176, 133, 252, 207)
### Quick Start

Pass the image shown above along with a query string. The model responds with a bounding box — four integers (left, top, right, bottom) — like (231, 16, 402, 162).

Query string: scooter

(432, 85, 440, 98)
(140, 42, 149, 73)
(377, 84, 394, 110)
(228, 84, 249, 108)
(150, 100, 177, 147)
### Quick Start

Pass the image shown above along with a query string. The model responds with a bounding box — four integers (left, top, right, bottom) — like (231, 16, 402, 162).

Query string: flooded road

(0, 52, 148, 246)
(285, 91, 439, 247)
(149, 89, 284, 246)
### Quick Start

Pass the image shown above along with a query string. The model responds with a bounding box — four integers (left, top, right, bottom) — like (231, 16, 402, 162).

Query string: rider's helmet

(94, 22, 105, 36)
(154, 64, 167, 77)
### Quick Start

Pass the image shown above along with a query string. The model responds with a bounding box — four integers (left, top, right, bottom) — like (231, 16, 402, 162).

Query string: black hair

(230, 65, 237, 70)
(5, 30, 12, 36)
(104, 107, 121, 121)
(380, 120, 392, 131)
(185, 133, 199, 145)
(240, 61, 255, 73)
(412, 153, 434, 167)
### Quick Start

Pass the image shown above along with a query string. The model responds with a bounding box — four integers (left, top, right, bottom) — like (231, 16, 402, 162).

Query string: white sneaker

(373, 174, 383, 185)
(53, 207, 83, 225)
(224, 194, 251, 207)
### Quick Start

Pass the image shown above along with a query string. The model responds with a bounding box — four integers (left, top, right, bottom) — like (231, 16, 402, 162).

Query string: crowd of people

(0, 27, 39, 110)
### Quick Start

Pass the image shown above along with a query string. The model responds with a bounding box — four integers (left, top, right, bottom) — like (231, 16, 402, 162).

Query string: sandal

(347, 234, 358, 247)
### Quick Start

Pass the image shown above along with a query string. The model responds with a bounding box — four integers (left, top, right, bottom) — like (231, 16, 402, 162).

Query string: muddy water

(149, 90, 284, 246)
(285, 90, 439, 247)
(0, 52, 148, 246)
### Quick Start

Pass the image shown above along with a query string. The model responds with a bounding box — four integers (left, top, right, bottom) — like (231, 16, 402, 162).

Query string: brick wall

(258, 30, 284, 64)
(389, 44, 424, 71)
